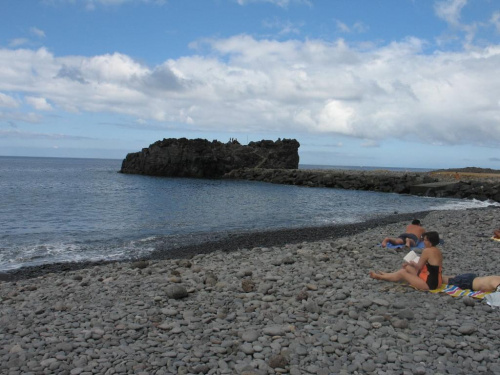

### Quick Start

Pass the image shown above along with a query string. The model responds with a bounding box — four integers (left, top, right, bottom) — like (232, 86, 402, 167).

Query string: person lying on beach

(494, 228, 500, 239)
(381, 219, 426, 248)
(370, 231, 443, 290)
(442, 273, 500, 292)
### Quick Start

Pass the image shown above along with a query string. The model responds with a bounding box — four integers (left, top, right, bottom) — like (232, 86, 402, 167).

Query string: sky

(1, 0, 500, 169)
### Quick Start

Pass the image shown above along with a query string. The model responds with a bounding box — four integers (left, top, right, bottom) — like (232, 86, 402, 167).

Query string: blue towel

(379, 239, 444, 249)
(381, 241, 425, 249)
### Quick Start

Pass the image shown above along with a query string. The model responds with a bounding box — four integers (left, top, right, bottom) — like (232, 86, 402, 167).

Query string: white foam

(429, 198, 500, 211)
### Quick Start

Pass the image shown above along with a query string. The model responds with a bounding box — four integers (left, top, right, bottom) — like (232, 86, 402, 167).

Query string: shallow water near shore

(0, 156, 495, 271)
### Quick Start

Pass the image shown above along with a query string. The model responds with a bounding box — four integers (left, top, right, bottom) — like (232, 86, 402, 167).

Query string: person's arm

(413, 249, 430, 272)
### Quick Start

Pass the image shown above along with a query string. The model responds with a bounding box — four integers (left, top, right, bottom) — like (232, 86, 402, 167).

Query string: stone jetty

(223, 168, 500, 203)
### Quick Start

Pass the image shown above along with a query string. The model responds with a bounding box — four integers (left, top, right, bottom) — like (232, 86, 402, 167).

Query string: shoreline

(2, 209, 438, 282)
(2, 206, 500, 374)
(4, 206, 499, 282)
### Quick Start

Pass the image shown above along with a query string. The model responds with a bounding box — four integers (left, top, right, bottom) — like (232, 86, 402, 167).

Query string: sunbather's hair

(411, 219, 421, 225)
(422, 231, 439, 246)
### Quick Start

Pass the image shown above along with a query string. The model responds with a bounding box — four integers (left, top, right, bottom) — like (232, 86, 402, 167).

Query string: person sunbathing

(494, 228, 500, 239)
(370, 231, 443, 290)
(442, 273, 500, 292)
(381, 219, 426, 248)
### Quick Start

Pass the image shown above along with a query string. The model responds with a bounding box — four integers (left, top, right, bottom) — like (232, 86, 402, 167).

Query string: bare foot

(369, 271, 383, 280)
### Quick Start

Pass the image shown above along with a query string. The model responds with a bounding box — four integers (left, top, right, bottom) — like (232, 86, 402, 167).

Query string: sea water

(0, 156, 493, 271)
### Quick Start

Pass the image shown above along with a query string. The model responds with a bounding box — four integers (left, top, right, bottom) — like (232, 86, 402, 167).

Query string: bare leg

(472, 276, 500, 292)
(405, 238, 416, 248)
(369, 269, 430, 290)
(381, 237, 404, 248)
(442, 275, 454, 284)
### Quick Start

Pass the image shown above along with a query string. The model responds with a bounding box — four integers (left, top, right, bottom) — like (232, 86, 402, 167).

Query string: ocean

(0, 156, 493, 271)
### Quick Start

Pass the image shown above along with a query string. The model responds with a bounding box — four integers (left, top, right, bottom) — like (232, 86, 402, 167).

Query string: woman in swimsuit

(370, 231, 443, 290)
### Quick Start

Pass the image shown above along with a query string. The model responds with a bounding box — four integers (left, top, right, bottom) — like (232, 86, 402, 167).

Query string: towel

(429, 284, 491, 299)
(381, 239, 445, 249)
(382, 241, 425, 249)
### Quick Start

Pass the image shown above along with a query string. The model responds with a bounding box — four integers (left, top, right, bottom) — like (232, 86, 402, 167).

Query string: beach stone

(161, 308, 178, 316)
(165, 285, 188, 299)
(263, 326, 286, 336)
(177, 259, 192, 268)
(242, 331, 259, 342)
(398, 309, 415, 320)
(296, 290, 308, 301)
(443, 339, 456, 348)
(240, 343, 254, 354)
(362, 360, 376, 372)
(372, 298, 390, 306)
(458, 325, 476, 335)
(268, 354, 288, 369)
(241, 369, 262, 375)
(304, 301, 321, 313)
(242, 279, 256, 292)
(189, 364, 209, 374)
(204, 272, 218, 286)
(463, 297, 475, 306)
(338, 335, 352, 344)
(392, 319, 409, 329)
(262, 295, 276, 302)
(131, 260, 149, 269)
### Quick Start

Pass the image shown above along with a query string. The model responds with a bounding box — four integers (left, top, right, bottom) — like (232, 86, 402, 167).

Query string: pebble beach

(1, 207, 500, 375)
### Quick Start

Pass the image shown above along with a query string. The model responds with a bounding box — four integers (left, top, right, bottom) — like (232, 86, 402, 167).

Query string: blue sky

(1, 0, 500, 169)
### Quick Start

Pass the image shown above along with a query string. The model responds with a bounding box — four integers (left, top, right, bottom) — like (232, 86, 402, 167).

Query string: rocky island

(120, 138, 300, 178)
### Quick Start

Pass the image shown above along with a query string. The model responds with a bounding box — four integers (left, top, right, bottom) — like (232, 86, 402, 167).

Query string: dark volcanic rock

(120, 138, 299, 178)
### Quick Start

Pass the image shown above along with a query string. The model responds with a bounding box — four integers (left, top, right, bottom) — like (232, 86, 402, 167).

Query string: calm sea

(0, 156, 493, 271)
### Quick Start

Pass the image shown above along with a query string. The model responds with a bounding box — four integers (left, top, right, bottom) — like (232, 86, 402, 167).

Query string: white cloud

(335, 20, 368, 34)
(30, 27, 46, 38)
(433, 0, 482, 49)
(262, 18, 302, 36)
(26, 97, 53, 111)
(0, 35, 500, 146)
(9, 38, 29, 47)
(361, 140, 379, 148)
(336, 20, 350, 33)
(491, 11, 500, 33)
(0, 129, 94, 140)
(0, 111, 43, 124)
(0, 93, 19, 108)
(236, 0, 311, 8)
(434, 0, 468, 27)
(42, 0, 165, 10)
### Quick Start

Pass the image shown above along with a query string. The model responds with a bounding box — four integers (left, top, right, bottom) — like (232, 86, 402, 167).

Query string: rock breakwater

(1, 207, 500, 374)
(223, 168, 500, 202)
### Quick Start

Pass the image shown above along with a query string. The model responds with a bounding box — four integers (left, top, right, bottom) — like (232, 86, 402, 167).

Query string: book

(403, 250, 420, 264)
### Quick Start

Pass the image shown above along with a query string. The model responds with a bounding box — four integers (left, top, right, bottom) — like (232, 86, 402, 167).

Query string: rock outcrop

(120, 138, 299, 178)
